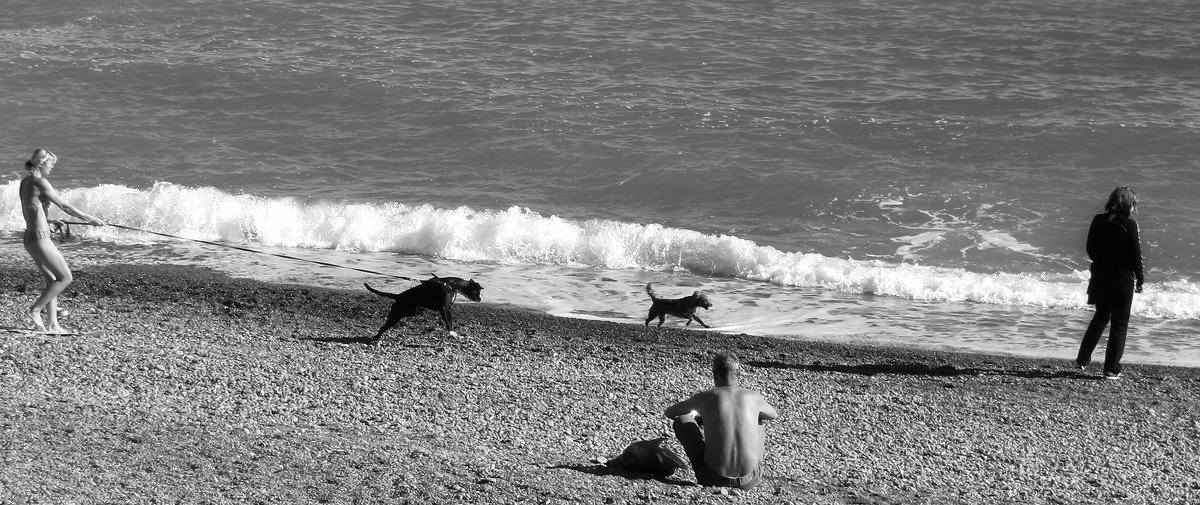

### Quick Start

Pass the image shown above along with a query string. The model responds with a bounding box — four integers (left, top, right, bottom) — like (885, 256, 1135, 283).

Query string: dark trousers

(1077, 273, 1134, 374)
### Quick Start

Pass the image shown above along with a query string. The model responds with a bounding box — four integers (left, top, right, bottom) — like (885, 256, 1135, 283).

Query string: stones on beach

(3, 262, 1200, 504)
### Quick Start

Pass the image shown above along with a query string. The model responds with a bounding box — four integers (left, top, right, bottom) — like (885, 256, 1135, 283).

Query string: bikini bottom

(23, 229, 51, 244)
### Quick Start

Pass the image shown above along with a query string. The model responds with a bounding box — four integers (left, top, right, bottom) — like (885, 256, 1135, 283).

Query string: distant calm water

(3, 0, 1199, 366)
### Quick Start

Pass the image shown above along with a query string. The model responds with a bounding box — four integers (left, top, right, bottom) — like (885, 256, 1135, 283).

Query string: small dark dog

(644, 282, 712, 328)
(364, 275, 483, 341)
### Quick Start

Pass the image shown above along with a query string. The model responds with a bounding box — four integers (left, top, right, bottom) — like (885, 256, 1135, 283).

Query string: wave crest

(3, 181, 1196, 319)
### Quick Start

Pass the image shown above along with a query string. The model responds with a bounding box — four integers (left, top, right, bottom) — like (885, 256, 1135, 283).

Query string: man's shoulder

(712, 386, 762, 399)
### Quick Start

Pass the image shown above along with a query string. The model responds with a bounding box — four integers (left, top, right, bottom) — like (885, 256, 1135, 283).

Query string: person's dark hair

(712, 351, 741, 382)
(1105, 186, 1137, 221)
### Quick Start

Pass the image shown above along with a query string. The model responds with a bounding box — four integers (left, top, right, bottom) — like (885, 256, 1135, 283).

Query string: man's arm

(664, 394, 702, 419)
(758, 394, 778, 422)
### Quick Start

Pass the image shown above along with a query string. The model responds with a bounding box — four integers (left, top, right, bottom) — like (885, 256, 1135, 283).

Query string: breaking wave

(4, 180, 1197, 319)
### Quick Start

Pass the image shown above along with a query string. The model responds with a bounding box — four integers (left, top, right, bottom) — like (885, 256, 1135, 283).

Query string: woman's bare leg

(46, 294, 64, 333)
(26, 257, 52, 331)
(24, 239, 73, 333)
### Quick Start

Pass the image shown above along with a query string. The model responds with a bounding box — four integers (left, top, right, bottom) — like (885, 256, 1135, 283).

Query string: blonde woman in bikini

(19, 148, 105, 333)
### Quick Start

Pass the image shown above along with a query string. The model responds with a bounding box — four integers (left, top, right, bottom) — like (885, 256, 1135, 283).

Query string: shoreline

(2, 261, 1199, 503)
(13, 233, 1198, 370)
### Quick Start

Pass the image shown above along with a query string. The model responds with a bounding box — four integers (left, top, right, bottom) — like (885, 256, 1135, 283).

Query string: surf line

(60, 221, 419, 282)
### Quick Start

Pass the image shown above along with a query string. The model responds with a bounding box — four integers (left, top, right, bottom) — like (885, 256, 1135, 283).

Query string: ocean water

(2, 0, 1199, 366)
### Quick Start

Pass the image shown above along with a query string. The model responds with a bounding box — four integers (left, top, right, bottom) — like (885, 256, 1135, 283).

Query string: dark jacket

(1086, 212, 1144, 304)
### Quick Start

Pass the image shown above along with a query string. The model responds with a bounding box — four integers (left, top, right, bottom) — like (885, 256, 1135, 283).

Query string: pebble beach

(2, 257, 1200, 505)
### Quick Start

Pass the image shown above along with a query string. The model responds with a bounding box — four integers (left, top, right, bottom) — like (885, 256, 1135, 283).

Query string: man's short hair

(712, 351, 741, 381)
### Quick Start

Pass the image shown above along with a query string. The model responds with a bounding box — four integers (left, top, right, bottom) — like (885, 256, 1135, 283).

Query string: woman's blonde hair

(25, 148, 56, 172)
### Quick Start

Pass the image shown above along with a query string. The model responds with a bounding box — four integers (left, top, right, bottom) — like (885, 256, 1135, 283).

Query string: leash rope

(60, 221, 418, 282)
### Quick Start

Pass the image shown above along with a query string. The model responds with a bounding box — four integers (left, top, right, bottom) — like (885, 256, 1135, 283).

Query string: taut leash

(60, 221, 419, 282)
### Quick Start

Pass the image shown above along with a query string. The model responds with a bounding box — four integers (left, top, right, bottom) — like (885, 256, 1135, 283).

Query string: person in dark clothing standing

(1076, 186, 1144, 380)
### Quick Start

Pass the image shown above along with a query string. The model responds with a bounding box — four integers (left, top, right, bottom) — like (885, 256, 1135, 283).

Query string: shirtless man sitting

(664, 352, 778, 490)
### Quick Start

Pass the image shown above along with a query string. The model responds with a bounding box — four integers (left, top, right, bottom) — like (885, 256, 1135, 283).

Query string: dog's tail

(645, 282, 658, 301)
(364, 283, 400, 300)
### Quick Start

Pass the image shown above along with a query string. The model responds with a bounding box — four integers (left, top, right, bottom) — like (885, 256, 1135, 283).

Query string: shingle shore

(1, 261, 1198, 504)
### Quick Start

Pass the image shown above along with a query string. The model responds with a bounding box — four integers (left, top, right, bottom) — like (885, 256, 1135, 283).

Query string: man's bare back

(665, 352, 778, 489)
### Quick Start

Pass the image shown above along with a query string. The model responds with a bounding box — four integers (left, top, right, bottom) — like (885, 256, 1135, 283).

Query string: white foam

(4, 180, 1197, 320)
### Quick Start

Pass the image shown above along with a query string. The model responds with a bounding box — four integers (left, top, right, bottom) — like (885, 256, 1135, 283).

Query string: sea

(2, 0, 1199, 367)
